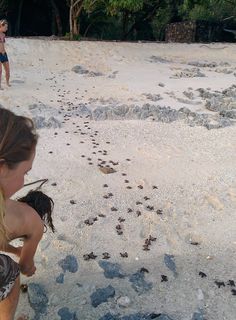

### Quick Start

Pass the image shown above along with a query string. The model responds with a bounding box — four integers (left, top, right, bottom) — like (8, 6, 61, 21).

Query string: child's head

(0, 107, 38, 243)
(0, 108, 38, 198)
(0, 19, 8, 33)
(18, 190, 55, 233)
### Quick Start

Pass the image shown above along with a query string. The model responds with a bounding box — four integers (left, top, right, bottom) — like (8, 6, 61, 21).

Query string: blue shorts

(0, 52, 8, 63)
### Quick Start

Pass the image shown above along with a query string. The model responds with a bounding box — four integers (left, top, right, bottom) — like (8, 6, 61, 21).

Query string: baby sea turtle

(102, 252, 111, 259)
(116, 224, 123, 235)
(232, 289, 236, 295)
(143, 244, 150, 251)
(83, 252, 97, 261)
(149, 235, 157, 242)
(215, 281, 225, 288)
(161, 275, 168, 282)
(136, 210, 142, 217)
(146, 205, 154, 211)
(120, 252, 128, 258)
(228, 280, 235, 287)
(199, 271, 207, 278)
(84, 217, 98, 226)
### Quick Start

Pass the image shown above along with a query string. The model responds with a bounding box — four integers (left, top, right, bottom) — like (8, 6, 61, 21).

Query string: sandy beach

(0, 39, 236, 320)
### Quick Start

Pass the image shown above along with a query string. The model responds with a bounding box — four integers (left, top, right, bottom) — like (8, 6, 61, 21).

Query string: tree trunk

(69, 0, 83, 39)
(15, 0, 24, 36)
(51, 10, 56, 35)
(69, 5, 73, 39)
(122, 10, 129, 39)
(50, 0, 63, 36)
(73, 17, 79, 35)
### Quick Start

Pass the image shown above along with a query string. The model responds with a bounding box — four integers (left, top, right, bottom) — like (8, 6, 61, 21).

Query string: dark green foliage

(1, 0, 236, 41)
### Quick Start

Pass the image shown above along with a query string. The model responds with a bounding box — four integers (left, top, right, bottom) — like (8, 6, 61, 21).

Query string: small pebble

(20, 284, 28, 293)
(116, 296, 131, 308)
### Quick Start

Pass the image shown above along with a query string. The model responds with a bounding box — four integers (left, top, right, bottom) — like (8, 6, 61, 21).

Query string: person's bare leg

(0, 63, 2, 89)
(0, 276, 20, 320)
(3, 62, 10, 87)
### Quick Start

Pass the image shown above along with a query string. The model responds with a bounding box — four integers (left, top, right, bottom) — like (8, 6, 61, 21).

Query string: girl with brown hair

(0, 107, 49, 320)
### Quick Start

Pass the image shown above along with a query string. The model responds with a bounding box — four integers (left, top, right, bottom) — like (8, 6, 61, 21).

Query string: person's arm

(2, 243, 22, 257)
(18, 213, 44, 277)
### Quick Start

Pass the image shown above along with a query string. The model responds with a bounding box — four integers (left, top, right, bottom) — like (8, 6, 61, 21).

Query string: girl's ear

(0, 160, 8, 178)
(0, 159, 5, 175)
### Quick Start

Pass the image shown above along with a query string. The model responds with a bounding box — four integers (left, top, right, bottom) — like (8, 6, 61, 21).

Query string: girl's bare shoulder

(6, 199, 43, 231)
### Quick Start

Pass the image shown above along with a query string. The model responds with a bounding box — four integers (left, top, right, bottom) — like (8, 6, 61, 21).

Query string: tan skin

(0, 22, 10, 89)
(0, 151, 44, 320)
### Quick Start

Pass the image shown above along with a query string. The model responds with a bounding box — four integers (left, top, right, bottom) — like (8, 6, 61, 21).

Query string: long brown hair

(0, 107, 38, 244)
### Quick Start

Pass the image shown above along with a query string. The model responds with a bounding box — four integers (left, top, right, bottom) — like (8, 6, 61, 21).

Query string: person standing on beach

(0, 107, 43, 320)
(0, 20, 10, 89)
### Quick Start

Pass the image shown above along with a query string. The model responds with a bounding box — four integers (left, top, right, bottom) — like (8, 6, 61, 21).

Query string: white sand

(0, 39, 236, 320)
